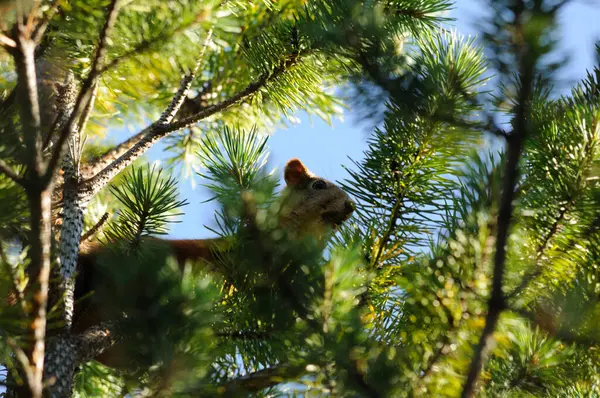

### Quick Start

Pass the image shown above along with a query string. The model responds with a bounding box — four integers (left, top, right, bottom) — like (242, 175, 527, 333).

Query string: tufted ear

(284, 158, 311, 186)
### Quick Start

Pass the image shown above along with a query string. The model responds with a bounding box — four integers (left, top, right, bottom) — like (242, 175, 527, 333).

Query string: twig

(14, 36, 43, 175)
(80, 212, 110, 242)
(2, 334, 35, 389)
(76, 80, 98, 137)
(32, 0, 61, 44)
(157, 29, 213, 125)
(219, 364, 306, 393)
(79, 126, 151, 179)
(0, 33, 17, 48)
(509, 306, 600, 346)
(79, 56, 292, 202)
(507, 118, 598, 301)
(97, 20, 201, 75)
(215, 330, 270, 340)
(42, 0, 121, 186)
(157, 57, 293, 133)
(0, 160, 22, 184)
(461, 3, 533, 397)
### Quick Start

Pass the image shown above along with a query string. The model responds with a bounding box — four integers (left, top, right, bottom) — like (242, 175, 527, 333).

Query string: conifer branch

(461, 3, 533, 396)
(508, 117, 599, 301)
(32, 0, 61, 44)
(97, 20, 202, 76)
(14, 35, 43, 174)
(0, 160, 22, 184)
(80, 212, 110, 242)
(11, 24, 52, 398)
(80, 126, 151, 179)
(77, 80, 98, 137)
(510, 307, 600, 347)
(220, 364, 306, 393)
(0, 33, 16, 48)
(80, 56, 294, 201)
(43, 0, 121, 186)
(2, 333, 35, 389)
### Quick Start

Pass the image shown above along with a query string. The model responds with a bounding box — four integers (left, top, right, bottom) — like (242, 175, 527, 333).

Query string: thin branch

(76, 80, 98, 137)
(14, 36, 43, 175)
(215, 330, 270, 340)
(156, 29, 213, 125)
(80, 212, 110, 242)
(461, 3, 532, 396)
(97, 20, 201, 75)
(0, 33, 17, 48)
(0, 159, 22, 184)
(158, 57, 293, 133)
(42, 0, 121, 186)
(32, 0, 61, 44)
(507, 118, 599, 301)
(2, 334, 35, 389)
(509, 306, 600, 347)
(80, 57, 292, 202)
(220, 364, 306, 393)
(24, 189, 53, 398)
(80, 127, 151, 179)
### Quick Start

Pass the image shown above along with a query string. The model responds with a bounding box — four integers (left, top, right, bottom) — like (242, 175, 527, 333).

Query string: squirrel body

(71, 159, 354, 367)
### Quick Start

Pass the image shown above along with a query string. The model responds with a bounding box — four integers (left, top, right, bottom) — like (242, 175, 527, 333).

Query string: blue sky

(161, 0, 600, 239)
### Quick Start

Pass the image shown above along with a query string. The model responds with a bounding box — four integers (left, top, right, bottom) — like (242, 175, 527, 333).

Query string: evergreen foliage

(0, 0, 599, 397)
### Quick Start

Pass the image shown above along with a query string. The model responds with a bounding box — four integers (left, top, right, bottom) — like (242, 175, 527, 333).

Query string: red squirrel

(78, 158, 355, 268)
(71, 158, 355, 366)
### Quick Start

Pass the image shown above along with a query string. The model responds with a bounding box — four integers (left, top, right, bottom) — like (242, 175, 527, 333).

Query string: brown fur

(72, 159, 354, 366)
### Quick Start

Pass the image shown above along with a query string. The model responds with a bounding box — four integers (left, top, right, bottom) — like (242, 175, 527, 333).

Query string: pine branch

(42, 0, 121, 186)
(44, 323, 118, 397)
(215, 330, 271, 340)
(0, 33, 16, 48)
(371, 149, 424, 268)
(79, 56, 294, 202)
(97, 19, 202, 76)
(32, 0, 61, 44)
(508, 117, 599, 300)
(1, 332, 35, 391)
(10, 24, 52, 398)
(0, 159, 22, 184)
(219, 364, 306, 393)
(22, 189, 53, 398)
(510, 307, 600, 347)
(14, 34, 43, 175)
(80, 212, 110, 242)
(461, 3, 533, 396)
(80, 126, 152, 179)
(77, 80, 98, 137)
(77, 29, 215, 188)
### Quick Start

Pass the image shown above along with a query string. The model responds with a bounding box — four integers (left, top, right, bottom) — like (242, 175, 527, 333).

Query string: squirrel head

(279, 158, 355, 237)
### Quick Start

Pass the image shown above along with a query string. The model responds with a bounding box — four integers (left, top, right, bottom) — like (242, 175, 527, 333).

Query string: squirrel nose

(344, 200, 355, 215)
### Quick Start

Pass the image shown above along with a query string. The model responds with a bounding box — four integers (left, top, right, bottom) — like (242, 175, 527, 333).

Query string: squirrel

(71, 158, 355, 367)
(78, 158, 355, 268)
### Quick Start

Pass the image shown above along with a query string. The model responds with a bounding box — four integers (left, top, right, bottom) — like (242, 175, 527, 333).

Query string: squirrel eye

(312, 180, 327, 190)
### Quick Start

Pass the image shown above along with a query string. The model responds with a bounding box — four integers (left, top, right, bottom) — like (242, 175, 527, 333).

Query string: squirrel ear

(284, 158, 310, 186)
